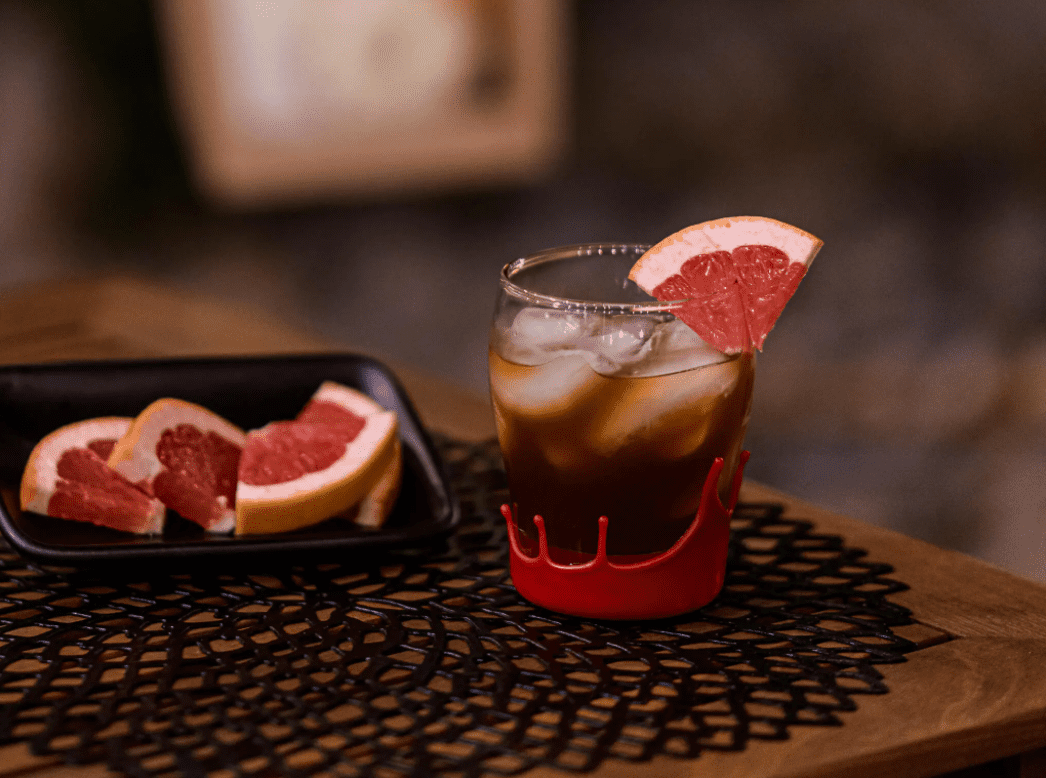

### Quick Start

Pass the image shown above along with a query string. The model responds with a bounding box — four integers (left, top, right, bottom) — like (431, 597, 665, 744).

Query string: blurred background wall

(1, 0, 1044, 581)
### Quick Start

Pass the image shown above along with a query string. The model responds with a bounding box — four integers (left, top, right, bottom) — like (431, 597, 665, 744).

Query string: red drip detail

(501, 452, 749, 620)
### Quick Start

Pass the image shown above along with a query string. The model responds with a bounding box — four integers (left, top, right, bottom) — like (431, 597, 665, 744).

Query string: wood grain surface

(1, 275, 1044, 778)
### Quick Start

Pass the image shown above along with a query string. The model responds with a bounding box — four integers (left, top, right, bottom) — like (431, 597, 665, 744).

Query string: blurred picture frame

(155, 0, 568, 207)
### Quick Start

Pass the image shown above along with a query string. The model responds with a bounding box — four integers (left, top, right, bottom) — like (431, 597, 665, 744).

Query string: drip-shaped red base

(501, 452, 749, 620)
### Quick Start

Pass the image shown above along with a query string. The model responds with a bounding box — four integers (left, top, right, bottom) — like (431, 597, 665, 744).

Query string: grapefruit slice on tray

(235, 381, 400, 536)
(340, 438, 402, 530)
(20, 417, 166, 535)
(628, 216, 823, 353)
(107, 400, 247, 533)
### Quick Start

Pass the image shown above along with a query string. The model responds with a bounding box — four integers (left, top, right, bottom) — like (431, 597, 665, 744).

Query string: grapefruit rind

(20, 417, 166, 535)
(107, 398, 247, 533)
(233, 382, 400, 536)
(628, 216, 823, 296)
(310, 380, 387, 420)
(342, 438, 402, 530)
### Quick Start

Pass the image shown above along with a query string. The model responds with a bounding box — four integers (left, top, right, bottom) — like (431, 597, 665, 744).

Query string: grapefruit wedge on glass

(235, 381, 400, 535)
(20, 417, 166, 535)
(107, 399, 246, 533)
(628, 216, 823, 353)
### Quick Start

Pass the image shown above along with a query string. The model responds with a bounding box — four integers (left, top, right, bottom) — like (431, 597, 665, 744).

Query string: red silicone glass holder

(500, 452, 749, 620)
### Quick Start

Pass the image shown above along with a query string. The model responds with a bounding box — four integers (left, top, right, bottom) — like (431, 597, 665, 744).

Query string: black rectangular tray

(0, 354, 460, 565)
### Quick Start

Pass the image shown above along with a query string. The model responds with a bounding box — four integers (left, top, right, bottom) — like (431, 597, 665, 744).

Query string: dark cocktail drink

(489, 244, 755, 562)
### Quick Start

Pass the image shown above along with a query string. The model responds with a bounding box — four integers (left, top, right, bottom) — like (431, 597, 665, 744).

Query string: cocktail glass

(488, 244, 754, 616)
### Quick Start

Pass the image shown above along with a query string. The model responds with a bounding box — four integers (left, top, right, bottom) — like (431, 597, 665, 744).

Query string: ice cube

(587, 357, 743, 457)
(500, 309, 592, 366)
(489, 351, 601, 418)
(586, 315, 660, 376)
(623, 318, 729, 378)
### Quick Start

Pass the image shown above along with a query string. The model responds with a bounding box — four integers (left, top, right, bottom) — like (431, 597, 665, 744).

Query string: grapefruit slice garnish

(234, 381, 399, 535)
(107, 399, 247, 533)
(20, 417, 166, 535)
(628, 216, 823, 353)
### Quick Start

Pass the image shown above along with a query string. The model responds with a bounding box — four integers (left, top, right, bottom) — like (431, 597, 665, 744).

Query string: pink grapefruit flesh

(239, 398, 368, 486)
(628, 216, 822, 353)
(20, 417, 165, 535)
(107, 399, 247, 533)
(235, 381, 400, 535)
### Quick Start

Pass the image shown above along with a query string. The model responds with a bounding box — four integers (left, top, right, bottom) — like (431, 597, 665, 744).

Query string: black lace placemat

(0, 437, 917, 777)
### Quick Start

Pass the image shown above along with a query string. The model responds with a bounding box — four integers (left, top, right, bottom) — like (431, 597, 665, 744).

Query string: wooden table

(1, 275, 1044, 778)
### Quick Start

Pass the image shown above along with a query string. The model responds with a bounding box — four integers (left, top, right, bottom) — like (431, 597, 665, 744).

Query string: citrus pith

(340, 438, 402, 530)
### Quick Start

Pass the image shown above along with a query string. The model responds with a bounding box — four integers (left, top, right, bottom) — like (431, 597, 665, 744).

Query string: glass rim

(499, 243, 688, 314)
